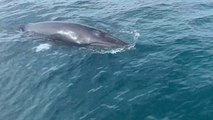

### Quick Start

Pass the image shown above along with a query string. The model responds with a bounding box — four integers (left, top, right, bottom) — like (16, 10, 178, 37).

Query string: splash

(33, 43, 51, 52)
(120, 29, 140, 45)
(90, 44, 135, 54)
(92, 29, 140, 54)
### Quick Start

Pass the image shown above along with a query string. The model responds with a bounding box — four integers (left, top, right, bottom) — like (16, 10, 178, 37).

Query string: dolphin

(20, 21, 128, 49)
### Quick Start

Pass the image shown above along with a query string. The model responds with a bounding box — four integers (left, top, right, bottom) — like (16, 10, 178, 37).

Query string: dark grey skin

(21, 21, 128, 49)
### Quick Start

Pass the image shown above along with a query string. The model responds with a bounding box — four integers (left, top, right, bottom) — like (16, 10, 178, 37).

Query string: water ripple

(1, 0, 213, 120)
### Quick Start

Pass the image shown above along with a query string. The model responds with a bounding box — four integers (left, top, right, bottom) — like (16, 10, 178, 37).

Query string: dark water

(1, 0, 213, 120)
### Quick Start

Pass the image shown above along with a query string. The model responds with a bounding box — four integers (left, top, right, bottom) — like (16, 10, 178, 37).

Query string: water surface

(1, 0, 213, 120)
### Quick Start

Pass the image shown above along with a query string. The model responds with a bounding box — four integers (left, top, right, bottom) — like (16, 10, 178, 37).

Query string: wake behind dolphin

(20, 21, 129, 50)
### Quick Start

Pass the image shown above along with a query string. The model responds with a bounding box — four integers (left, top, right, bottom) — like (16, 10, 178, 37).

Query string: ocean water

(1, 0, 213, 120)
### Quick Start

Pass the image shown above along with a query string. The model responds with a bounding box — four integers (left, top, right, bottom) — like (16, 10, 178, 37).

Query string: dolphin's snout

(106, 39, 128, 48)
(90, 40, 128, 49)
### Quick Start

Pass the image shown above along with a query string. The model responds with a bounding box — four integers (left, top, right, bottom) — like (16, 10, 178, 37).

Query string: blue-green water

(1, 0, 213, 120)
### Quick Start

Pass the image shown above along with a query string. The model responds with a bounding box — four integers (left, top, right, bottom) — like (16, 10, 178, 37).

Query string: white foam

(121, 30, 140, 39)
(121, 30, 140, 44)
(33, 43, 51, 52)
(133, 30, 140, 40)
(94, 44, 135, 54)
(114, 89, 130, 101)
(88, 86, 103, 93)
(79, 107, 100, 120)
(101, 104, 118, 109)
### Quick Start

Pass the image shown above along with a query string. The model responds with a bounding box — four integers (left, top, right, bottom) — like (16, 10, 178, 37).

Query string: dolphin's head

(86, 29, 128, 49)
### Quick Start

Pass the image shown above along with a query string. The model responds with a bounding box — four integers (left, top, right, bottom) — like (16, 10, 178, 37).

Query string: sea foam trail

(89, 43, 135, 54)
(33, 43, 51, 52)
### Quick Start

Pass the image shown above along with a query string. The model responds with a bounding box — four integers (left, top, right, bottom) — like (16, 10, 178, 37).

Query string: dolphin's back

(23, 22, 84, 35)
(21, 22, 103, 45)
(20, 21, 128, 49)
